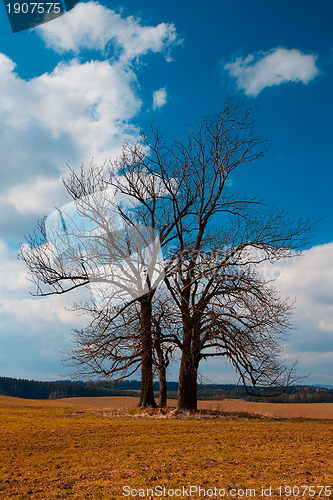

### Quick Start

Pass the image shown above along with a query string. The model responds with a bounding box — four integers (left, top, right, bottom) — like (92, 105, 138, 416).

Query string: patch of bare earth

(8, 395, 331, 419)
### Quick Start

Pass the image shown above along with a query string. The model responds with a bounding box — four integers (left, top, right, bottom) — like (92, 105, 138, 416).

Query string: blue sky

(0, 0, 332, 385)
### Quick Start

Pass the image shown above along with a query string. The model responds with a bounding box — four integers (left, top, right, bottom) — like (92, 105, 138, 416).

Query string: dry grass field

(0, 396, 332, 499)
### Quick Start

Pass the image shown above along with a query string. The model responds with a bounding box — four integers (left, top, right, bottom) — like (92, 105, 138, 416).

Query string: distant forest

(1, 377, 333, 403)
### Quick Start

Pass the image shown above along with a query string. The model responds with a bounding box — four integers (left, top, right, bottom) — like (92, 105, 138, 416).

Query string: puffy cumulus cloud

(224, 48, 319, 96)
(0, 55, 140, 173)
(319, 320, 333, 332)
(196, 244, 333, 386)
(0, 57, 140, 240)
(37, 1, 180, 61)
(0, 237, 90, 379)
(153, 87, 167, 110)
(0, 240, 29, 297)
(0, 54, 140, 213)
(0, 28, 178, 232)
(0, 176, 67, 216)
(271, 243, 333, 384)
(0, 4, 180, 236)
(276, 243, 333, 308)
(0, 238, 89, 316)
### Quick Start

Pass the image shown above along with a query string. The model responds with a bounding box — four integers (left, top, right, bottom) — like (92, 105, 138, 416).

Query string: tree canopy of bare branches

(19, 99, 312, 410)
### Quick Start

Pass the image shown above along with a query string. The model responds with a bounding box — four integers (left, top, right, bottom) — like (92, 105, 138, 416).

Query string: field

(0, 396, 332, 499)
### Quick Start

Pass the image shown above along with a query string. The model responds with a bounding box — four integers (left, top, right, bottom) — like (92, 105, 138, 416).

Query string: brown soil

(1, 395, 332, 418)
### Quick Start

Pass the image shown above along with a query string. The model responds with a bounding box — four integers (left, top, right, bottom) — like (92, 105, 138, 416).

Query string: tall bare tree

(102, 100, 311, 410)
(19, 99, 311, 411)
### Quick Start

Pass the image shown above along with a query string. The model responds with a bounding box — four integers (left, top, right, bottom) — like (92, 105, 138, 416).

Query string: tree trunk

(138, 294, 157, 408)
(139, 355, 156, 408)
(158, 365, 167, 407)
(177, 350, 198, 411)
(154, 323, 168, 407)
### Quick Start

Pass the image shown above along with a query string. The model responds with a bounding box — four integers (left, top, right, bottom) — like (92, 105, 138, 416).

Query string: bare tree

(65, 301, 143, 383)
(103, 99, 311, 411)
(66, 288, 177, 407)
(19, 99, 311, 412)
(19, 166, 166, 407)
(151, 292, 179, 406)
(19, 157, 183, 407)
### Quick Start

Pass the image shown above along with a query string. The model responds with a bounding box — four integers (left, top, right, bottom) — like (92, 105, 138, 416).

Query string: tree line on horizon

(1, 377, 332, 403)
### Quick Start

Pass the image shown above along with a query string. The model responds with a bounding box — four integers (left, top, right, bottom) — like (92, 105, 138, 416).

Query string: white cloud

(153, 87, 167, 110)
(0, 176, 66, 216)
(224, 47, 319, 96)
(0, 4, 180, 233)
(0, 54, 140, 164)
(270, 243, 333, 383)
(0, 237, 90, 379)
(37, 1, 180, 61)
(276, 243, 333, 308)
(0, 240, 29, 296)
(0, 60, 137, 240)
(207, 243, 333, 384)
(0, 54, 140, 216)
(319, 320, 333, 332)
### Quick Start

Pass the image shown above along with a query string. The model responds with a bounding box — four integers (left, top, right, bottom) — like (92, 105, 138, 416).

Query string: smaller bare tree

(66, 288, 178, 407)
(19, 167, 165, 407)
